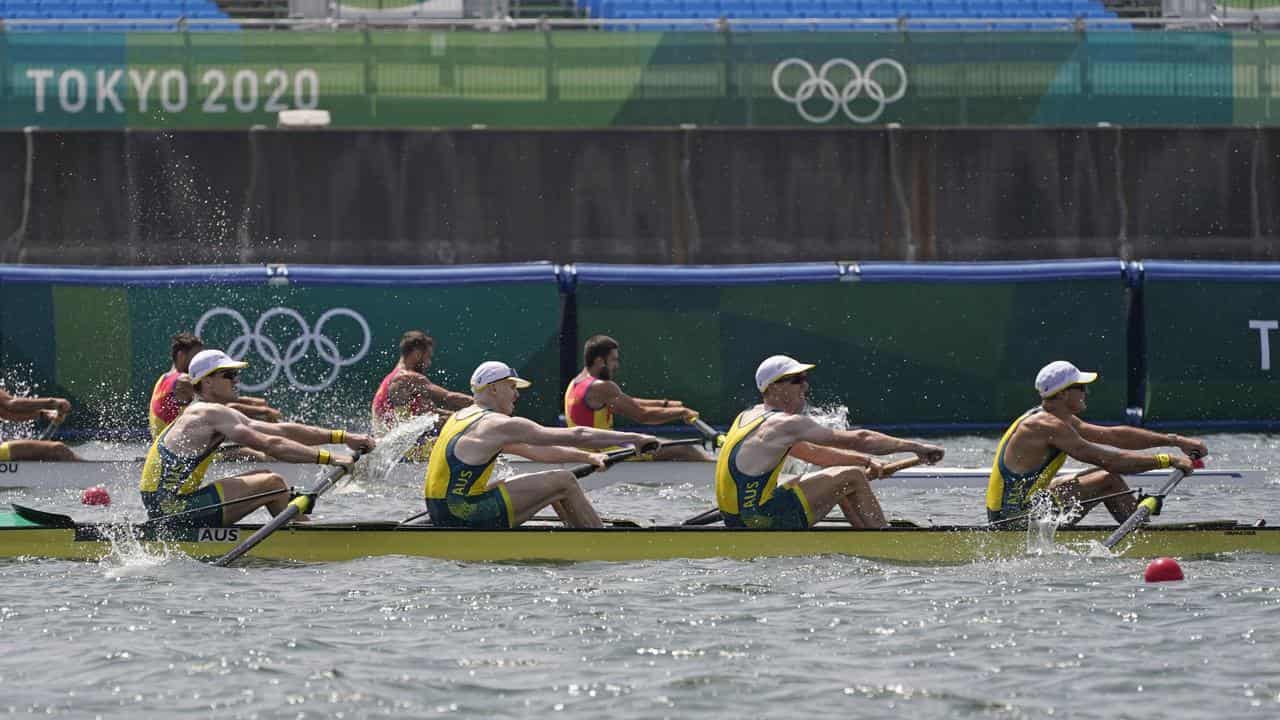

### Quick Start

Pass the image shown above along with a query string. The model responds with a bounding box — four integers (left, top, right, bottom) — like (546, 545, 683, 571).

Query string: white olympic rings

(195, 307, 372, 392)
(771, 58, 909, 125)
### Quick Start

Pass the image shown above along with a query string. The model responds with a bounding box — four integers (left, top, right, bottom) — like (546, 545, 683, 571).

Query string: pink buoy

(81, 485, 111, 506)
(1144, 556, 1184, 583)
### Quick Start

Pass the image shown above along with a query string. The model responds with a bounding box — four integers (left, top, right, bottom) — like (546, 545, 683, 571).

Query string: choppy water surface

(2, 434, 1280, 718)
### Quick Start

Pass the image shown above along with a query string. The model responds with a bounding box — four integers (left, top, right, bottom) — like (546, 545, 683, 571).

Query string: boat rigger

(2, 505, 1273, 564)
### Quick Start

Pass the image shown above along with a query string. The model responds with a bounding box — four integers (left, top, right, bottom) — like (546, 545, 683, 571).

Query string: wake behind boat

(2, 504, 1274, 564)
(0, 457, 1266, 492)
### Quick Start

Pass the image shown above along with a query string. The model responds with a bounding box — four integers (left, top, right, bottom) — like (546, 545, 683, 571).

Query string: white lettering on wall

(1250, 320, 1278, 370)
(26, 67, 322, 115)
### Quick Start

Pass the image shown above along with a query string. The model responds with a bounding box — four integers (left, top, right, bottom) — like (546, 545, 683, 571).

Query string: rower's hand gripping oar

(570, 438, 703, 479)
(689, 417, 726, 449)
(214, 452, 363, 567)
(681, 455, 927, 526)
(1100, 455, 1203, 551)
(37, 414, 64, 441)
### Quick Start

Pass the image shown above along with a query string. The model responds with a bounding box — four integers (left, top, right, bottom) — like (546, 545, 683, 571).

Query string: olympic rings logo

(195, 307, 372, 392)
(771, 58, 908, 125)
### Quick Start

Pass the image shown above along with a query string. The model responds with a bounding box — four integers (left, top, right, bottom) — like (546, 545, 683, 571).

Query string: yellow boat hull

(1, 521, 1275, 564)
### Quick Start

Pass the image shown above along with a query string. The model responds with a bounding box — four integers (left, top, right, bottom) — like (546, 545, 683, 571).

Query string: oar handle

(689, 418, 725, 448)
(1101, 466, 1189, 550)
(878, 455, 924, 479)
(37, 415, 64, 442)
(214, 451, 361, 567)
(571, 447, 640, 479)
(568, 438, 702, 479)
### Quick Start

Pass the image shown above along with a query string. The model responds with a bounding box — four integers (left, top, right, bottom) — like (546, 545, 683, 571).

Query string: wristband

(1154, 453, 1171, 469)
(329, 429, 346, 444)
(317, 449, 332, 465)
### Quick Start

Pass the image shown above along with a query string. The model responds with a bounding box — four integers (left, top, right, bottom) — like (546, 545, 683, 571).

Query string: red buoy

(81, 485, 111, 506)
(1144, 557, 1184, 583)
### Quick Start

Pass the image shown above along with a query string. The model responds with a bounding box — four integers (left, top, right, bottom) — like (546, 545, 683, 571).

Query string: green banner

(0, 281, 563, 433)
(1144, 280, 1279, 424)
(574, 280, 1128, 428)
(1, 30, 1268, 128)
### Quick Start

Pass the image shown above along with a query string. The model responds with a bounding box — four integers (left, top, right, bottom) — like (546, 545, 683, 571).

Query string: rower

(371, 330, 473, 460)
(425, 361, 658, 528)
(715, 355, 945, 529)
(0, 387, 79, 461)
(139, 349, 374, 528)
(149, 332, 281, 439)
(986, 360, 1206, 526)
(564, 334, 710, 461)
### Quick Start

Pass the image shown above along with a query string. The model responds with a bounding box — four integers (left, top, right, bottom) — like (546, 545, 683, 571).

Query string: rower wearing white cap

(986, 360, 1208, 525)
(713, 355, 945, 529)
(424, 361, 660, 529)
(139, 349, 375, 528)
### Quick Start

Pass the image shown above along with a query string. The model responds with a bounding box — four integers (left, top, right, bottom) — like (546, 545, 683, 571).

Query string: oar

(682, 455, 926, 526)
(37, 415, 64, 441)
(1100, 460, 1200, 551)
(213, 452, 362, 567)
(689, 418, 725, 448)
(569, 438, 700, 478)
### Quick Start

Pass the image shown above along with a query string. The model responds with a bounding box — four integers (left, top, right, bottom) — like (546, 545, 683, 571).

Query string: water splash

(780, 404, 850, 476)
(1024, 491, 1083, 556)
(344, 412, 439, 491)
(80, 505, 179, 575)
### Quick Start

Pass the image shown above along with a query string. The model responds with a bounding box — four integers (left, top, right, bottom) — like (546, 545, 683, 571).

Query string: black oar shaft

(37, 417, 63, 442)
(690, 418, 724, 448)
(569, 438, 703, 478)
(1101, 468, 1188, 550)
(214, 454, 359, 567)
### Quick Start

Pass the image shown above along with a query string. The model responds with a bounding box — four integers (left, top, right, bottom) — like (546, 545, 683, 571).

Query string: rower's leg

(213, 471, 291, 523)
(1050, 469, 1138, 524)
(791, 466, 886, 529)
(3, 440, 80, 461)
(652, 444, 714, 462)
(500, 470, 603, 528)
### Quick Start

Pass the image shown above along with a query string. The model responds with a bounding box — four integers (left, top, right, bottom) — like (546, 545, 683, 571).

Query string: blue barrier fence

(0, 259, 1275, 436)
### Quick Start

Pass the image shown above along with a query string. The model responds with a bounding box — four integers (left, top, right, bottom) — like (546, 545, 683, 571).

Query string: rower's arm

(424, 382, 473, 411)
(210, 410, 346, 464)
(1077, 420, 1208, 457)
(222, 425, 336, 464)
(228, 402, 281, 423)
(1049, 422, 1191, 474)
(503, 443, 598, 464)
(0, 391, 68, 421)
(172, 375, 196, 404)
(495, 416, 657, 451)
(633, 398, 682, 408)
(789, 441, 873, 469)
(597, 383, 693, 425)
(786, 417, 945, 464)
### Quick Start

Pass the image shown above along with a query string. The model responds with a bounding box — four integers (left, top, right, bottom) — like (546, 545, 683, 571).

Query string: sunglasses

(1066, 383, 1089, 393)
(214, 370, 240, 382)
(781, 374, 809, 385)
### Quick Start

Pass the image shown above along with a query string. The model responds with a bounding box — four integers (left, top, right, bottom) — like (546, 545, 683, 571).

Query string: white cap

(470, 361, 532, 391)
(1035, 360, 1098, 398)
(755, 354, 817, 392)
(189, 349, 249, 384)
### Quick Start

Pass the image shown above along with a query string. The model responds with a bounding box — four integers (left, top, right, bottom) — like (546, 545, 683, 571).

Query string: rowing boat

(2, 506, 1273, 563)
(0, 458, 1264, 492)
